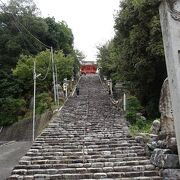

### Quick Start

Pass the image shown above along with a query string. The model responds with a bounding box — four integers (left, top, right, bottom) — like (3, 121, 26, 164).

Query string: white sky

(35, 0, 120, 61)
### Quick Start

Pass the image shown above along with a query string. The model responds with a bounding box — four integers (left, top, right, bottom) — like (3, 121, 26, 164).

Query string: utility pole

(123, 92, 126, 111)
(55, 64, 59, 106)
(32, 61, 41, 141)
(51, 46, 57, 104)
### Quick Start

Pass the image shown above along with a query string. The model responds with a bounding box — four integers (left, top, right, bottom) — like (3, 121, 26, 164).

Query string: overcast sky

(35, 0, 120, 61)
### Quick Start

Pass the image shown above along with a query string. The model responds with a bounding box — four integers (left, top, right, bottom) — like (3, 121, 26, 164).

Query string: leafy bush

(125, 96, 142, 124)
(126, 95, 153, 136)
(129, 119, 152, 136)
(36, 93, 53, 114)
(0, 97, 26, 126)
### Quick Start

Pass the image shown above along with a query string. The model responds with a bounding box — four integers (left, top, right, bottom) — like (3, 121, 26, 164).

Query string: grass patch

(129, 119, 152, 137)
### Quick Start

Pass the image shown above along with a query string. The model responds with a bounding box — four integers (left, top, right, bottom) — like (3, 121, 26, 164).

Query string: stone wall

(0, 111, 53, 141)
(134, 77, 180, 178)
(148, 78, 179, 177)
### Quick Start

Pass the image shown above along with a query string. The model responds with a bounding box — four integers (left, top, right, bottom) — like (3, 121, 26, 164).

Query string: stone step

(30, 144, 143, 151)
(20, 153, 145, 162)
(32, 139, 138, 148)
(33, 138, 131, 142)
(15, 160, 150, 169)
(8, 172, 161, 180)
(8, 75, 161, 179)
(19, 158, 149, 165)
(30, 144, 144, 151)
(34, 138, 137, 143)
(11, 168, 158, 176)
(25, 151, 145, 157)
(13, 164, 155, 172)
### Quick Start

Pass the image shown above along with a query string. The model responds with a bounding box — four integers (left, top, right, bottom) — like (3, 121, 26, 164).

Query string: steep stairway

(8, 75, 162, 179)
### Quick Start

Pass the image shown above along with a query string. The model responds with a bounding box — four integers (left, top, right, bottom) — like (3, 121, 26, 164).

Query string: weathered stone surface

(167, 137, 178, 153)
(147, 141, 158, 151)
(163, 169, 180, 180)
(150, 120, 160, 135)
(94, 172, 107, 178)
(8, 75, 162, 180)
(160, 0, 180, 168)
(135, 136, 144, 144)
(103, 167, 113, 172)
(150, 148, 179, 168)
(157, 140, 166, 149)
(101, 151, 111, 156)
(159, 78, 175, 137)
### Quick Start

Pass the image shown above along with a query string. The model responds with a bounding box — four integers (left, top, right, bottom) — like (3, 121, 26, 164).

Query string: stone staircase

(8, 75, 162, 179)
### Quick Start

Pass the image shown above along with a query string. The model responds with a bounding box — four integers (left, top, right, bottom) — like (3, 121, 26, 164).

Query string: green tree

(54, 51, 75, 83)
(0, 0, 80, 125)
(113, 0, 166, 117)
(97, 40, 120, 83)
(72, 49, 85, 79)
(0, 97, 26, 125)
(97, 0, 166, 118)
(13, 50, 75, 97)
(44, 17, 74, 55)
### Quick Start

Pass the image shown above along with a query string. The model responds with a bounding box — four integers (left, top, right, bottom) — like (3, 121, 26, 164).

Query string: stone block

(115, 166, 132, 172)
(91, 162, 104, 168)
(167, 137, 178, 153)
(22, 176, 34, 180)
(163, 169, 180, 180)
(103, 167, 113, 172)
(144, 164, 155, 170)
(76, 167, 87, 173)
(101, 151, 111, 156)
(67, 163, 83, 168)
(150, 148, 179, 168)
(7, 175, 21, 180)
(150, 120, 160, 135)
(84, 163, 91, 168)
(88, 167, 102, 173)
(135, 136, 144, 144)
(34, 174, 51, 180)
(107, 172, 125, 178)
(12, 169, 27, 175)
(94, 172, 107, 178)
(104, 162, 114, 167)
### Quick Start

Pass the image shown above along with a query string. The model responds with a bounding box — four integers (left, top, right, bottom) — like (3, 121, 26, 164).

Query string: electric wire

(0, 0, 53, 81)
(0, 0, 51, 49)
(0, 0, 58, 104)
(0, 2, 41, 53)
(37, 50, 52, 81)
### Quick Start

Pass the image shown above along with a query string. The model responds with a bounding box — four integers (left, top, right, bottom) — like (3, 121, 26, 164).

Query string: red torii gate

(80, 61, 97, 74)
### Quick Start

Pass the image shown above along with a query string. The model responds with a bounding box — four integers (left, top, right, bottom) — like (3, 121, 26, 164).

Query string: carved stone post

(159, 0, 180, 161)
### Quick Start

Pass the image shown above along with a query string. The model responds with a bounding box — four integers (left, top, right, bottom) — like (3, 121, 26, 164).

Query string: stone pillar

(107, 80, 112, 95)
(159, 78, 175, 138)
(159, 0, 180, 161)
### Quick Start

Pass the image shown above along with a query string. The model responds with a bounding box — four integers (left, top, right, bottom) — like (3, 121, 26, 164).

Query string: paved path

(0, 141, 32, 180)
(8, 75, 162, 179)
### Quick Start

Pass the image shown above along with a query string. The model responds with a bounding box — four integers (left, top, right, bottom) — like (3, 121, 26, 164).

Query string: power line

(0, 0, 51, 49)
(0, 0, 52, 81)
(0, 4, 41, 53)
(51, 46, 57, 104)
(0, 0, 59, 106)
(37, 50, 52, 81)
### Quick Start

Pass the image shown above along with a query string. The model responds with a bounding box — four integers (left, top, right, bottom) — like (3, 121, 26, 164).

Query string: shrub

(36, 93, 53, 114)
(125, 96, 142, 124)
(0, 97, 26, 126)
(129, 119, 152, 136)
